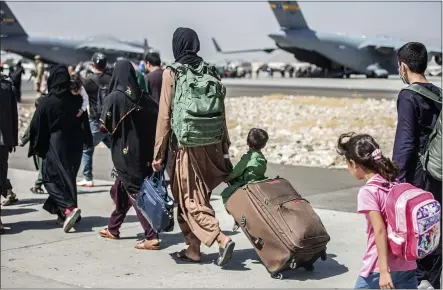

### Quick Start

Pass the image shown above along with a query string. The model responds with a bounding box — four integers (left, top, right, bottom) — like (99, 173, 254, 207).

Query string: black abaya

(100, 60, 158, 194)
(29, 65, 92, 216)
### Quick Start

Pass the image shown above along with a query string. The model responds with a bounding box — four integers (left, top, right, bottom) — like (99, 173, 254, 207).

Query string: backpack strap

(403, 84, 442, 104)
(166, 63, 184, 111)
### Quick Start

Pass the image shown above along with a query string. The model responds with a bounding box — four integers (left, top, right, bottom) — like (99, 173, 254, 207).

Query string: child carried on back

(221, 128, 269, 230)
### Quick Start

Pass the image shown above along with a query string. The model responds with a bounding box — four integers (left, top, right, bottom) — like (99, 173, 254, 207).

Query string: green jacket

(135, 70, 148, 92)
(221, 150, 267, 204)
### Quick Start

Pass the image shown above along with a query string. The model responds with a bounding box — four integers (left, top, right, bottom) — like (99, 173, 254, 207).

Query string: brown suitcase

(225, 177, 330, 279)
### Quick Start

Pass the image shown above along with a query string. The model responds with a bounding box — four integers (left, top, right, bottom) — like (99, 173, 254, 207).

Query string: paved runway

(8, 145, 362, 213)
(4, 74, 430, 288)
(1, 168, 366, 288)
(19, 75, 443, 103)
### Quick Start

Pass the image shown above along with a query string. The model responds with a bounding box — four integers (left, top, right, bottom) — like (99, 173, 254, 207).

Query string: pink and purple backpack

(368, 180, 441, 261)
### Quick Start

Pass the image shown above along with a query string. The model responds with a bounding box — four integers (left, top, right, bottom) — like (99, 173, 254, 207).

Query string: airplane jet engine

(435, 54, 442, 66)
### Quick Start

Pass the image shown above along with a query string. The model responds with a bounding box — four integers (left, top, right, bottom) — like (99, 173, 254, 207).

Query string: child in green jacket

(221, 128, 269, 230)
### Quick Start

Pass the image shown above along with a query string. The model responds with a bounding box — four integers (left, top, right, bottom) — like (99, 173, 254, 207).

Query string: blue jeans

(81, 119, 111, 181)
(355, 270, 418, 289)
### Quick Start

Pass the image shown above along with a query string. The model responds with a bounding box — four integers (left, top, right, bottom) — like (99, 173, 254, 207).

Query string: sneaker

(77, 179, 94, 187)
(57, 214, 81, 226)
(2, 190, 18, 206)
(63, 208, 81, 233)
(418, 280, 434, 289)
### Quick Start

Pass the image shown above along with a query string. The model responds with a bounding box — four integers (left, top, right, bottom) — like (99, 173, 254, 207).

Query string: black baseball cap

(91, 52, 107, 69)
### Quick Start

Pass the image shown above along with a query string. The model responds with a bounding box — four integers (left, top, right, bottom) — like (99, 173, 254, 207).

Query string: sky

(6, 0, 443, 62)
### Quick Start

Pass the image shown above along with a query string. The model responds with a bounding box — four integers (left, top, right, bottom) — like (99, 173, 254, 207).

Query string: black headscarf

(28, 65, 89, 158)
(100, 60, 142, 135)
(172, 27, 203, 66)
(107, 60, 140, 102)
(48, 65, 71, 96)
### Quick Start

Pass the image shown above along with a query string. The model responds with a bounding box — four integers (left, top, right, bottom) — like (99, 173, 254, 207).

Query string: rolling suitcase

(225, 177, 330, 279)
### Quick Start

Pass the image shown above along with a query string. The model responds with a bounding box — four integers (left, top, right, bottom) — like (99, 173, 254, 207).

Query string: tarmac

(18, 75, 443, 103)
(1, 77, 424, 288)
(1, 167, 366, 288)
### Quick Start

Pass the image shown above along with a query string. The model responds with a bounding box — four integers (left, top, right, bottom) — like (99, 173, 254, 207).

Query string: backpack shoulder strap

(89, 73, 101, 88)
(166, 63, 182, 73)
(403, 84, 442, 104)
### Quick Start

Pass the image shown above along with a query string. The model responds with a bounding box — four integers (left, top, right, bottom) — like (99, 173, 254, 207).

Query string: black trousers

(416, 174, 442, 289)
(0, 146, 12, 196)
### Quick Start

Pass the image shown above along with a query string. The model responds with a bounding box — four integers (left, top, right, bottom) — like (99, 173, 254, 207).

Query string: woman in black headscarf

(29, 65, 92, 233)
(152, 27, 235, 266)
(98, 60, 160, 250)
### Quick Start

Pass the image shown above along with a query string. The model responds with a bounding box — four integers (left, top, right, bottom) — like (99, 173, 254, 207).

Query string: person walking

(98, 60, 160, 249)
(144, 52, 163, 103)
(152, 27, 235, 266)
(10, 61, 25, 103)
(392, 42, 442, 289)
(77, 52, 112, 187)
(338, 133, 418, 289)
(34, 55, 44, 98)
(0, 72, 19, 211)
(29, 65, 92, 233)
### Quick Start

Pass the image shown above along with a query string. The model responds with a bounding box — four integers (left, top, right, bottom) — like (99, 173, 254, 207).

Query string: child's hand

(379, 271, 395, 289)
(77, 109, 84, 117)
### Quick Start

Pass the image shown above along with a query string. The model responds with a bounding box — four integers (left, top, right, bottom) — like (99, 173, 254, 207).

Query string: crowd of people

(0, 27, 441, 289)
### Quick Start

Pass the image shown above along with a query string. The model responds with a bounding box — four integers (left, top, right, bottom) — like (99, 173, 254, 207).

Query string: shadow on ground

(2, 215, 140, 235)
(166, 250, 348, 279)
(281, 254, 349, 281)
(77, 189, 109, 195)
(1, 207, 37, 216)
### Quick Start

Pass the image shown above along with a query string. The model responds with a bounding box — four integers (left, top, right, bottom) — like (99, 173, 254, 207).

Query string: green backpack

(168, 62, 226, 147)
(403, 84, 442, 181)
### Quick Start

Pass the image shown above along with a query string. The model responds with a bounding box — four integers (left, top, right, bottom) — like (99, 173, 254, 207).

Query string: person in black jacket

(77, 52, 112, 188)
(393, 42, 442, 290)
(0, 73, 19, 233)
(10, 61, 25, 103)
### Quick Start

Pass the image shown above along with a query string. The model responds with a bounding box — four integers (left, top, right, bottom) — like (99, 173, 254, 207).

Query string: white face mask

(399, 63, 409, 85)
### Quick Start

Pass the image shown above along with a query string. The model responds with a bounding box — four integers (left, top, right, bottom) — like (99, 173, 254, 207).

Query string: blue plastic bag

(135, 170, 174, 233)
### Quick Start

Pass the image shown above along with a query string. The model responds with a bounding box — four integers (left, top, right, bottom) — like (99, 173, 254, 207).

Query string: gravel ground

(225, 94, 397, 168)
(18, 94, 398, 169)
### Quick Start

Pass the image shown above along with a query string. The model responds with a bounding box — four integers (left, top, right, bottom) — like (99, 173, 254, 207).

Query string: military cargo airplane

(213, 1, 442, 78)
(0, 1, 156, 66)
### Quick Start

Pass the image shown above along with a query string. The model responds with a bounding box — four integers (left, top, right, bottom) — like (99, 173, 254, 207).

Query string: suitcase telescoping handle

(241, 216, 264, 251)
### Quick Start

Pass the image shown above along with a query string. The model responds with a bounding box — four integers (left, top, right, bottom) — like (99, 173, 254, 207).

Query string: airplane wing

(359, 39, 442, 56)
(358, 39, 401, 54)
(76, 40, 144, 55)
(212, 37, 276, 54)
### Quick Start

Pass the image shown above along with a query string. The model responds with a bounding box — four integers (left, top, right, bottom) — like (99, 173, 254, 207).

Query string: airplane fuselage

(269, 29, 399, 75)
(1, 36, 92, 65)
(0, 35, 143, 66)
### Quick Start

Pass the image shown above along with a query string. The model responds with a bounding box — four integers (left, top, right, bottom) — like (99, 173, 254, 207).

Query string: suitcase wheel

(321, 251, 327, 261)
(304, 264, 315, 272)
(271, 273, 284, 280)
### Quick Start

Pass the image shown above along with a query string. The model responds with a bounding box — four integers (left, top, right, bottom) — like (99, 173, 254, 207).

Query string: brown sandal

(99, 227, 119, 240)
(135, 239, 160, 250)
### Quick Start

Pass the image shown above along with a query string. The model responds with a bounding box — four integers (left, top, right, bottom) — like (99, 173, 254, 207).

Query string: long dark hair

(337, 132, 399, 182)
(70, 73, 83, 93)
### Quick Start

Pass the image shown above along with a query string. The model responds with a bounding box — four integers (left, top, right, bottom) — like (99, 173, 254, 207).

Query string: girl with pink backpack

(338, 133, 441, 289)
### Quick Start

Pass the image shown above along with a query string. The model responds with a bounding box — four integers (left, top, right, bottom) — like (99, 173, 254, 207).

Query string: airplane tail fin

(212, 37, 222, 53)
(0, 1, 27, 37)
(268, 1, 309, 30)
